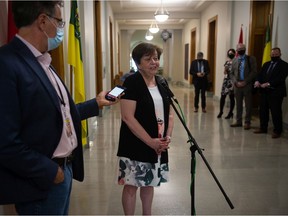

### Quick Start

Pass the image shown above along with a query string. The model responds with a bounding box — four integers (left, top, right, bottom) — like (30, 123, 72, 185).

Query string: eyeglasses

(46, 14, 65, 28)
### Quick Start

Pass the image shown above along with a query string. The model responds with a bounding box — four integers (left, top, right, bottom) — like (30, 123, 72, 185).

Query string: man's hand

(197, 72, 205, 77)
(96, 91, 120, 108)
(235, 81, 246, 88)
(260, 82, 270, 88)
(54, 166, 64, 184)
(254, 81, 261, 88)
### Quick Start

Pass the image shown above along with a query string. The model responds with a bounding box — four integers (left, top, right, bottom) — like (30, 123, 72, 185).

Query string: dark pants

(194, 87, 206, 109)
(234, 85, 253, 124)
(15, 164, 73, 215)
(259, 93, 284, 134)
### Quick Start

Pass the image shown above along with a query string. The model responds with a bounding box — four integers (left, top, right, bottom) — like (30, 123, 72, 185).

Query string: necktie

(198, 61, 204, 72)
(239, 58, 244, 80)
(266, 62, 275, 74)
(200, 61, 204, 72)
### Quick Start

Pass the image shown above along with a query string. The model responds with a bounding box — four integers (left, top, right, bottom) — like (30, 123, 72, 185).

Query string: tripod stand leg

(165, 91, 234, 213)
(190, 145, 197, 216)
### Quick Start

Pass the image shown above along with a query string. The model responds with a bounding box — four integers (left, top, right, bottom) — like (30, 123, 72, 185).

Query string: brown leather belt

(52, 154, 74, 167)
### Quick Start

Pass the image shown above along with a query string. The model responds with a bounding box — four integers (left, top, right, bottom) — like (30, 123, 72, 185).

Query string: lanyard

(49, 67, 66, 107)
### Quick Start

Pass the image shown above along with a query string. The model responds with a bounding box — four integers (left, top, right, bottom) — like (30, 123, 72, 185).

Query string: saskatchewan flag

(68, 0, 88, 145)
(262, 19, 271, 65)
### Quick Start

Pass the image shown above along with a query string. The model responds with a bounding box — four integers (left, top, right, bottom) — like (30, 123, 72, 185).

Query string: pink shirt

(16, 35, 77, 158)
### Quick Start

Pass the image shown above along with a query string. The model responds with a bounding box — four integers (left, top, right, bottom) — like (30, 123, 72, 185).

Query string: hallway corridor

(1, 84, 288, 215)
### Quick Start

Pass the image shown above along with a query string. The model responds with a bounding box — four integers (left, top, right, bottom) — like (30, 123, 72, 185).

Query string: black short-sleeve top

(117, 72, 171, 163)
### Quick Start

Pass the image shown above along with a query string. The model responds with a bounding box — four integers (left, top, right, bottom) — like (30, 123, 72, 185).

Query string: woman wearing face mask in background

(217, 48, 236, 119)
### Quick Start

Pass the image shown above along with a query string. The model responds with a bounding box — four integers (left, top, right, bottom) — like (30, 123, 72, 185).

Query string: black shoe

(230, 123, 242, 127)
(225, 112, 233, 119)
(244, 123, 251, 130)
(254, 129, 267, 134)
(217, 112, 223, 118)
(272, 132, 281, 139)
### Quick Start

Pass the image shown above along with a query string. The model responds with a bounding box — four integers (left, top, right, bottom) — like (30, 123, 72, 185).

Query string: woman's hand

(150, 138, 170, 155)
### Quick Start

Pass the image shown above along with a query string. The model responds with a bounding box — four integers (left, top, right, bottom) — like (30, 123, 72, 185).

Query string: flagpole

(70, 65, 73, 94)
(236, 25, 243, 57)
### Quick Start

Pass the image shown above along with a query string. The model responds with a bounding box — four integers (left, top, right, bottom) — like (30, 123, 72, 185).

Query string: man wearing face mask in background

(0, 1, 117, 214)
(230, 43, 257, 130)
(253, 47, 288, 138)
(190, 52, 210, 113)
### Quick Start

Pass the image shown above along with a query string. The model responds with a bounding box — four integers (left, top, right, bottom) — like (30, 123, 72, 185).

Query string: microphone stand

(165, 94, 234, 215)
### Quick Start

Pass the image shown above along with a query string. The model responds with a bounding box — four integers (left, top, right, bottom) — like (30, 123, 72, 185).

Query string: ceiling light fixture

(154, 0, 170, 22)
(149, 21, 159, 34)
(145, 30, 154, 41)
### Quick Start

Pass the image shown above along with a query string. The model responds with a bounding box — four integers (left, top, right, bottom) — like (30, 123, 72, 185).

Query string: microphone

(158, 76, 178, 103)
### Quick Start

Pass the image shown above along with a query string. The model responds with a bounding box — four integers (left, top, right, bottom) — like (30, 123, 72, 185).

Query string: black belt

(53, 154, 74, 167)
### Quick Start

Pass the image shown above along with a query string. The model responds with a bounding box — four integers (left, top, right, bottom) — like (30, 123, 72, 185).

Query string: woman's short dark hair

(227, 48, 236, 56)
(12, 1, 63, 29)
(132, 42, 162, 65)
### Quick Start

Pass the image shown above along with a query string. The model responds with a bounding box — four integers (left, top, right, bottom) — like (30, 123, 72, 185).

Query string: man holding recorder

(0, 1, 118, 214)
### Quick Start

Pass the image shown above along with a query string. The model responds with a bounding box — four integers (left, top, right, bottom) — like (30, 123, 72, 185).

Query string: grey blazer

(230, 55, 257, 86)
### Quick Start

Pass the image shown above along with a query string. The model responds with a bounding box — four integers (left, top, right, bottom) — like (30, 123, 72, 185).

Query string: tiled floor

(1, 84, 288, 215)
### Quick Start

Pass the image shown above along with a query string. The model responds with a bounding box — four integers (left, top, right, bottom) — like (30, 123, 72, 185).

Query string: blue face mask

(47, 27, 64, 51)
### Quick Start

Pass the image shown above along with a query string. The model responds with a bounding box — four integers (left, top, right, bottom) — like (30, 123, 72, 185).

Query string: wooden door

(189, 29, 196, 84)
(94, 1, 103, 94)
(249, 0, 273, 113)
(207, 16, 217, 93)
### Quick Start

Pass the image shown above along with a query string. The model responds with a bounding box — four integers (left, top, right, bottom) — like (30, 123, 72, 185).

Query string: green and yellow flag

(262, 19, 271, 65)
(68, 0, 87, 145)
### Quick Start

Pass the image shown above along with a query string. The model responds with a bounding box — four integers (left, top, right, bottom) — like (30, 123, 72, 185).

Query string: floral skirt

(221, 77, 234, 96)
(117, 156, 169, 187)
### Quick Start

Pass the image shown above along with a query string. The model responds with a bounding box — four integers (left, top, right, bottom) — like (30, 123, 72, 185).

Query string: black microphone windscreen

(158, 76, 174, 98)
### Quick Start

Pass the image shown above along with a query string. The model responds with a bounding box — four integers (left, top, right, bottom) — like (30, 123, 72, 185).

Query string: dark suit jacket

(0, 37, 99, 204)
(256, 59, 288, 97)
(189, 59, 210, 89)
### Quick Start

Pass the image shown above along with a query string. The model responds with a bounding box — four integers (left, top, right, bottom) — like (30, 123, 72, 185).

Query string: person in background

(117, 42, 174, 215)
(217, 48, 236, 119)
(120, 68, 135, 83)
(190, 51, 210, 113)
(0, 1, 118, 214)
(230, 43, 257, 130)
(254, 47, 288, 138)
